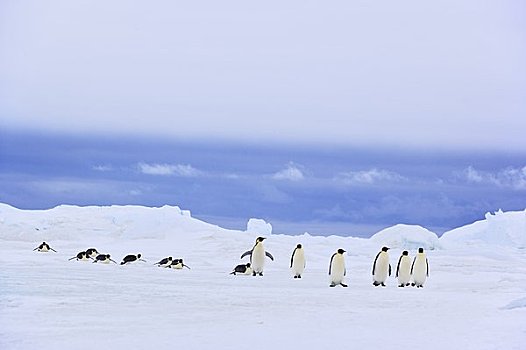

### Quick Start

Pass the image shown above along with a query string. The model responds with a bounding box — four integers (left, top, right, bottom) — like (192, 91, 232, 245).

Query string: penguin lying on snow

(68, 251, 91, 261)
(240, 237, 274, 276)
(93, 254, 117, 264)
(169, 259, 191, 269)
(85, 248, 99, 259)
(230, 263, 252, 275)
(329, 249, 347, 287)
(33, 242, 57, 252)
(154, 256, 173, 267)
(120, 253, 146, 265)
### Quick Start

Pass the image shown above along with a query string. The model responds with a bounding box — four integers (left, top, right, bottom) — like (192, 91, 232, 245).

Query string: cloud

(461, 166, 526, 190)
(93, 164, 113, 172)
(272, 163, 305, 181)
(137, 163, 204, 177)
(335, 168, 406, 185)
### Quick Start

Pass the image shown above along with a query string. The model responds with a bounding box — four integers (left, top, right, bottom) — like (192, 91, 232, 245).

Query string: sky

(1, 1, 525, 236)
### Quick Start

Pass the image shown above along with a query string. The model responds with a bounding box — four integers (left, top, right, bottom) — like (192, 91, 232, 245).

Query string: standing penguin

(411, 248, 429, 288)
(396, 250, 412, 287)
(230, 263, 253, 275)
(372, 246, 391, 287)
(240, 237, 274, 276)
(120, 253, 146, 265)
(93, 254, 117, 264)
(33, 242, 57, 252)
(329, 249, 347, 287)
(154, 256, 173, 267)
(68, 251, 90, 261)
(290, 244, 306, 279)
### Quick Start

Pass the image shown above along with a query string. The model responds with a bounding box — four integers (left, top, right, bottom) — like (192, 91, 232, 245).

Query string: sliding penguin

(329, 249, 347, 287)
(411, 248, 429, 288)
(85, 248, 99, 258)
(93, 254, 117, 264)
(396, 251, 412, 287)
(154, 256, 173, 267)
(230, 263, 252, 275)
(68, 251, 90, 261)
(372, 246, 391, 287)
(120, 253, 146, 265)
(240, 237, 274, 276)
(33, 242, 57, 252)
(290, 244, 306, 278)
(169, 259, 191, 269)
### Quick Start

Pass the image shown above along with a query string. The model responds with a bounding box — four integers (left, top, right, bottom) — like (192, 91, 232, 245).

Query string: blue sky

(1, 1, 525, 236)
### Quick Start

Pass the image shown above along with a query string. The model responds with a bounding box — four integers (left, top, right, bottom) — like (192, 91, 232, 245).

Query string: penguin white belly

(397, 257, 411, 285)
(39, 247, 49, 252)
(330, 256, 345, 284)
(412, 257, 427, 285)
(373, 254, 390, 283)
(251, 245, 266, 273)
(292, 250, 305, 276)
(244, 267, 253, 275)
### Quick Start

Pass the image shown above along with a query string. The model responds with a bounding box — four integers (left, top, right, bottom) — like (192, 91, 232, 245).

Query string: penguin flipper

(240, 250, 252, 259)
(50, 248, 57, 252)
(372, 252, 381, 275)
(265, 252, 274, 261)
(389, 264, 392, 276)
(68, 257, 76, 261)
(110, 259, 118, 264)
(33, 247, 38, 251)
(426, 258, 429, 277)
(183, 264, 191, 269)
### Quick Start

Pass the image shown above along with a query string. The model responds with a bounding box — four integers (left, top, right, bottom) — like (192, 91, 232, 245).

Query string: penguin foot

(381, 283, 386, 287)
(294, 276, 298, 279)
(258, 272, 263, 276)
(406, 283, 410, 286)
(398, 284, 404, 288)
(252, 272, 257, 276)
(411, 283, 416, 287)
(298, 275, 302, 279)
(329, 283, 336, 287)
(340, 283, 348, 287)
(373, 281, 380, 286)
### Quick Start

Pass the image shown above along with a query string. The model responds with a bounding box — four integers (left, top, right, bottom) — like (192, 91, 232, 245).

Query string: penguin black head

(402, 251, 409, 255)
(106, 254, 111, 258)
(418, 248, 424, 253)
(137, 254, 141, 258)
(296, 244, 302, 249)
(257, 237, 266, 242)
(246, 263, 251, 267)
(381, 247, 390, 252)
(337, 248, 346, 254)
(168, 257, 173, 260)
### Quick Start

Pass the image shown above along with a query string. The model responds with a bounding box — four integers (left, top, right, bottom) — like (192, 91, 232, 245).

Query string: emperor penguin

(93, 254, 117, 264)
(372, 246, 391, 287)
(85, 248, 99, 259)
(169, 259, 191, 269)
(68, 251, 90, 261)
(290, 244, 306, 278)
(230, 263, 253, 275)
(396, 251, 412, 287)
(120, 253, 146, 265)
(33, 242, 57, 252)
(154, 256, 173, 267)
(240, 237, 274, 276)
(411, 248, 429, 288)
(329, 249, 347, 287)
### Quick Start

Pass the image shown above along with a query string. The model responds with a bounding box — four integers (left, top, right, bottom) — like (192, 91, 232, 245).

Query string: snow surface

(1, 204, 525, 350)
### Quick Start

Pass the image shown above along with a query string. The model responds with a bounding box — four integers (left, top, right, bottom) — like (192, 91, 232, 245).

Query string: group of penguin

(34, 236, 430, 287)
(34, 242, 191, 269)
(230, 237, 430, 288)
